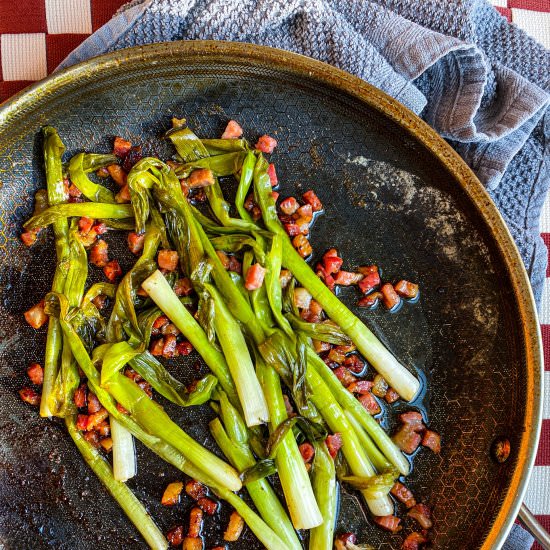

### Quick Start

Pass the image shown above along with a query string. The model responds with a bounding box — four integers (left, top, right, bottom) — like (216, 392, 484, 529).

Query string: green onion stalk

(40, 127, 70, 418)
(99, 341, 242, 492)
(110, 417, 136, 482)
(130, 351, 218, 407)
(307, 349, 409, 476)
(66, 415, 168, 550)
(166, 125, 257, 233)
(306, 365, 394, 516)
(104, 224, 164, 482)
(51, 294, 242, 493)
(127, 157, 264, 344)
(209, 391, 302, 550)
(157, 136, 267, 340)
(47, 220, 88, 418)
(50, 290, 284, 548)
(309, 442, 338, 550)
(25, 203, 134, 230)
(105, 222, 162, 343)
(344, 410, 392, 473)
(68, 152, 116, 203)
(140, 270, 238, 404)
(257, 359, 323, 530)
(251, 152, 419, 402)
(204, 282, 268, 426)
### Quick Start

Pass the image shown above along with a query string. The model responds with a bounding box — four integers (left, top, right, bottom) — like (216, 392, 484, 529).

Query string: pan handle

(518, 503, 550, 550)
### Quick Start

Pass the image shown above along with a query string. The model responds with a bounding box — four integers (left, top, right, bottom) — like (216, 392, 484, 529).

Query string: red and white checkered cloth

(1, 0, 549, 546)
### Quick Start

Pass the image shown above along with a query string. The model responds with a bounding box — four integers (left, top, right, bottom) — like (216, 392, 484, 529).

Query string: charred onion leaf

(294, 333, 309, 410)
(33, 189, 50, 215)
(201, 138, 248, 155)
(285, 314, 352, 345)
(131, 351, 217, 407)
(24, 203, 134, 230)
(209, 234, 266, 264)
(191, 206, 247, 235)
(240, 459, 277, 485)
(97, 218, 136, 231)
(136, 306, 162, 349)
(83, 282, 116, 304)
(68, 152, 116, 203)
(341, 468, 399, 498)
(258, 331, 294, 386)
(174, 152, 246, 178)
(258, 330, 310, 410)
(165, 124, 209, 162)
(81, 153, 117, 173)
(189, 260, 218, 347)
(282, 277, 299, 317)
(265, 415, 327, 459)
(106, 259, 158, 343)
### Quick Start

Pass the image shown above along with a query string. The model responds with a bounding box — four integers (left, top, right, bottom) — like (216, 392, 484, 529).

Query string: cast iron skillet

(0, 41, 543, 549)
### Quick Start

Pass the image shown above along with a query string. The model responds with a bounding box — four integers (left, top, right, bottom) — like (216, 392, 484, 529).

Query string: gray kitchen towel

(58, 1, 549, 547)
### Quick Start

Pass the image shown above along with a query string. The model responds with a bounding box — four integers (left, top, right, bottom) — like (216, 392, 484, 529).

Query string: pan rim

(0, 40, 543, 550)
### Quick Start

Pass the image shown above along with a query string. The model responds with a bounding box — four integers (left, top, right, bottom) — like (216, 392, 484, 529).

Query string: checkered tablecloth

(1, 0, 549, 546)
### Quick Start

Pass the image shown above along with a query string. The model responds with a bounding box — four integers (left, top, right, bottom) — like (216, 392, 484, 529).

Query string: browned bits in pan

(107, 164, 127, 187)
(402, 532, 428, 550)
(421, 430, 441, 454)
(197, 497, 218, 516)
(292, 234, 312, 258)
(157, 250, 179, 271)
(380, 283, 401, 310)
(182, 537, 203, 550)
(166, 525, 184, 547)
(161, 481, 184, 506)
(103, 260, 122, 282)
(358, 392, 381, 415)
(188, 168, 215, 189)
(185, 480, 207, 501)
(334, 532, 357, 550)
(407, 503, 433, 529)
(395, 279, 419, 300)
(113, 137, 132, 157)
(391, 482, 416, 509)
(127, 232, 145, 255)
(373, 515, 402, 533)
(24, 300, 48, 329)
(223, 511, 244, 542)
(19, 387, 41, 406)
(26, 362, 43, 385)
(492, 437, 511, 463)
(187, 506, 204, 537)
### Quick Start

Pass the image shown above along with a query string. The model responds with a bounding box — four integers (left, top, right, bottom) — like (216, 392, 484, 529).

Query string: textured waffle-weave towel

(59, 4, 549, 544)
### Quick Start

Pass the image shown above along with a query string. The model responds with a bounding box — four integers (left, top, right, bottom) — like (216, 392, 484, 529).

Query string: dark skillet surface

(0, 44, 535, 549)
